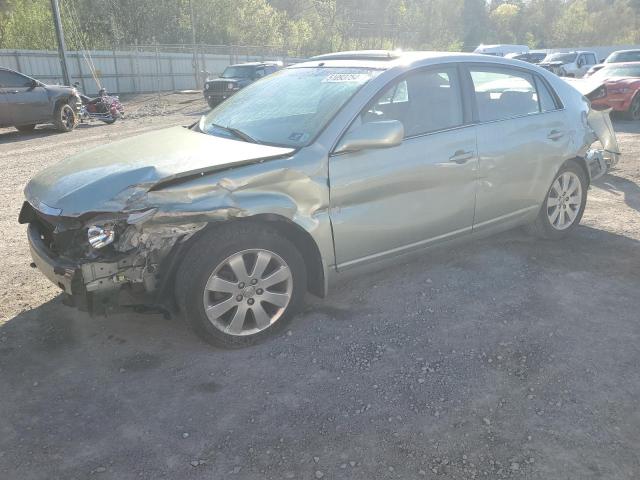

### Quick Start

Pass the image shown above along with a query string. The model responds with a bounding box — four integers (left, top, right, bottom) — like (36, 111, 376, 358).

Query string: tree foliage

(1, 0, 639, 54)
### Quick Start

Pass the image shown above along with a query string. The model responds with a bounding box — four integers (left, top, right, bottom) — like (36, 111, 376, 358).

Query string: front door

(0, 70, 49, 125)
(329, 66, 478, 268)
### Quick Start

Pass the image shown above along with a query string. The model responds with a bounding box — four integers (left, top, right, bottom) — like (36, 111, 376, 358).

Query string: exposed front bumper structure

(23, 200, 201, 316)
(28, 223, 79, 294)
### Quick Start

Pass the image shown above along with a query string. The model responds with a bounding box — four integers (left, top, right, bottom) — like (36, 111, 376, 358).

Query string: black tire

(525, 160, 588, 240)
(16, 124, 36, 133)
(175, 222, 307, 348)
(207, 98, 219, 109)
(53, 103, 77, 132)
(101, 118, 117, 125)
(624, 93, 640, 121)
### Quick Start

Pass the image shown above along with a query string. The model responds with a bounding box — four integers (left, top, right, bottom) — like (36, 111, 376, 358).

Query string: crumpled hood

(25, 126, 293, 216)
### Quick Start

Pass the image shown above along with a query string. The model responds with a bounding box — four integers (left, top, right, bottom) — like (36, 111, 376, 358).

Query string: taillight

(586, 85, 607, 101)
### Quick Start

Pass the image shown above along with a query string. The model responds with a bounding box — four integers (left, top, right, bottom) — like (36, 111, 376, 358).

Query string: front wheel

(207, 98, 220, 109)
(53, 103, 77, 132)
(176, 223, 307, 348)
(525, 160, 588, 239)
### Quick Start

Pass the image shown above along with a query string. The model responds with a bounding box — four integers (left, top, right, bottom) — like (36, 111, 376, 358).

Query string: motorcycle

(73, 83, 125, 124)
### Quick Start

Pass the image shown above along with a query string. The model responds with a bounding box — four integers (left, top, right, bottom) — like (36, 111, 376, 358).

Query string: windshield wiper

(209, 123, 259, 143)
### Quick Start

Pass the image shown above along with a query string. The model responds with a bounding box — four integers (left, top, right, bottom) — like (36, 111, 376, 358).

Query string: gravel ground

(0, 94, 639, 479)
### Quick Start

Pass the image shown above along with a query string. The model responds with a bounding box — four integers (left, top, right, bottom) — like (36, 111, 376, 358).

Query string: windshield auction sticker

(322, 73, 371, 83)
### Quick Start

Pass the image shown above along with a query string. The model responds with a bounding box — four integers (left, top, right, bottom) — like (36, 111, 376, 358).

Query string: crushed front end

(19, 201, 205, 315)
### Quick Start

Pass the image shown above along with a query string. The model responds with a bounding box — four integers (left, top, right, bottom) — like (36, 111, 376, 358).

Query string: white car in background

(539, 51, 598, 78)
(585, 49, 640, 78)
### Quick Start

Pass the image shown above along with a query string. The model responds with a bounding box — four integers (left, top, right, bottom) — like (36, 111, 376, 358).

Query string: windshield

(199, 67, 380, 147)
(221, 66, 255, 79)
(607, 51, 640, 63)
(592, 64, 640, 79)
(545, 52, 577, 63)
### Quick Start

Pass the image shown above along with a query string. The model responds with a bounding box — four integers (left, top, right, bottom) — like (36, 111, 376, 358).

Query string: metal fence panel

(0, 46, 302, 95)
(7, 43, 636, 95)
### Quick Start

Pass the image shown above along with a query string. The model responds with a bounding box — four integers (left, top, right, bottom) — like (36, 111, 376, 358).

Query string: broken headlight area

(20, 201, 206, 313)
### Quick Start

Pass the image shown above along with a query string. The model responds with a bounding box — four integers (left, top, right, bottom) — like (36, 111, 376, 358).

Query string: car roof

(291, 50, 540, 70)
(610, 49, 640, 54)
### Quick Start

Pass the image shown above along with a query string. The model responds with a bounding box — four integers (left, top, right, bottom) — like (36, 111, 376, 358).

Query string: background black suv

(203, 61, 281, 108)
(0, 67, 81, 133)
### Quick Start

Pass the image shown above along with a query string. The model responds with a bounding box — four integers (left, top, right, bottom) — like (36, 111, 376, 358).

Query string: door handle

(448, 150, 475, 164)
(547, 129, 565, 141)
(7, 90, 19, 94)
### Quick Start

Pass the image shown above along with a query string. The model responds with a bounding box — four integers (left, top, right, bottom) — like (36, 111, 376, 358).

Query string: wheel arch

(570, 156, 591, 187)
(172, 215, 328, 300)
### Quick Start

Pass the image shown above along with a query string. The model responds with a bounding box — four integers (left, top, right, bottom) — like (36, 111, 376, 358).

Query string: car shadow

(593, 172, 640, 214)
(0, 125, 63, 144)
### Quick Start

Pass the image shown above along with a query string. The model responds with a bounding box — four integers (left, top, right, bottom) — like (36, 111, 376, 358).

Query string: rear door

(329, 66, 478, 268)
(467, 65, 570, 232)
(0, 70, 49, 125)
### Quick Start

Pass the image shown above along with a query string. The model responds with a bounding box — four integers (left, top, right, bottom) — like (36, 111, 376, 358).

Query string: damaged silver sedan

(20, 51, 619, 348)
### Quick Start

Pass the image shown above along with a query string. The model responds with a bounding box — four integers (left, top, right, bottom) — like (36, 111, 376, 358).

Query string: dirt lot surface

(0, 93, 639, 480)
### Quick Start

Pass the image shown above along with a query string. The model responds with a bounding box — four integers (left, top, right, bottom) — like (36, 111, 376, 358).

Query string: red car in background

(586, 62, 640, 120)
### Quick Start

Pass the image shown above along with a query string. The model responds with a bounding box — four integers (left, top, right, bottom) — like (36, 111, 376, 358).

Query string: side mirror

(334, 120, 404, 154)
(28, 79, 38, 90)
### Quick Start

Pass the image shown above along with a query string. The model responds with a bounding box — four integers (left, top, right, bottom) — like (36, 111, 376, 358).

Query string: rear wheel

(15, 124, 36, 133)
(176, 223, 307, 348)
(525, 160, 587, 239)
(624, 93, 640, 121)
(53, 103, 77, 132)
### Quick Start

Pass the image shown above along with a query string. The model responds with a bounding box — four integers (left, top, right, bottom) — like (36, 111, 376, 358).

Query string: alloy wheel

(61, 105, 75, 129)
(202, 249, 293, 336)
(546, 171, 582, 231)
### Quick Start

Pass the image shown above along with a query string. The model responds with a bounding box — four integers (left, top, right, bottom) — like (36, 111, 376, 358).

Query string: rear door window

(470, 67, 540, 122)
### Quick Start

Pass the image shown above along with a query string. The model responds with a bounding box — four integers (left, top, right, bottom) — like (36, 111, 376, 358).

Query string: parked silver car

(20, 51, 619, 347)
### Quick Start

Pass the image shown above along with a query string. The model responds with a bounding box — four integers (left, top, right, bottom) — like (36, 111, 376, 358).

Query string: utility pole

(50, 0, 71, 85)
(189, 0, 200, 89)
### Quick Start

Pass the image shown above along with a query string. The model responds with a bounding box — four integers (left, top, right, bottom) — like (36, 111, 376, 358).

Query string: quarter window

(534, 76, 560, 112)
(360, 68, 463, 137)
(470, 68, 540, 122)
